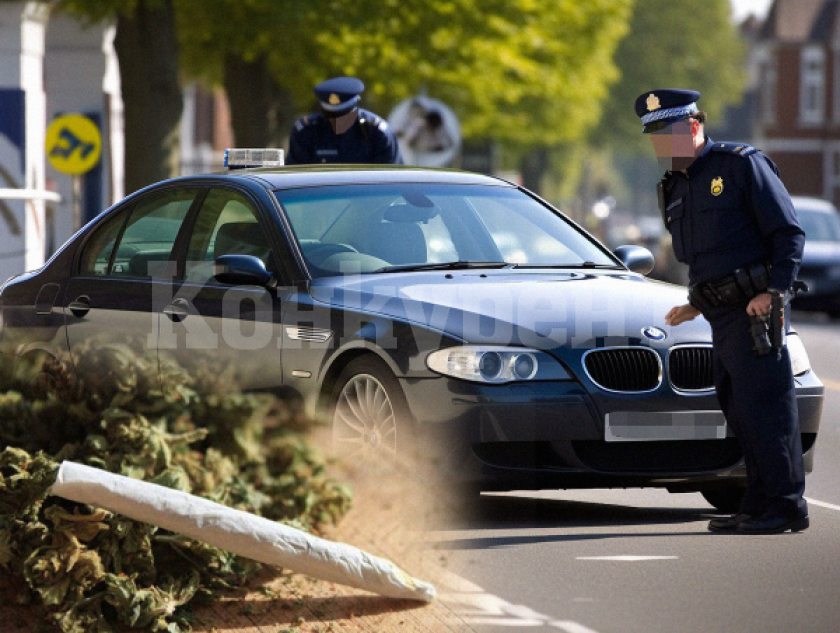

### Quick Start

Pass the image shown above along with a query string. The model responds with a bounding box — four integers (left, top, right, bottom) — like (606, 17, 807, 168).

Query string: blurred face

(649, 119, 700, 171)
(327, 109, 359, 135)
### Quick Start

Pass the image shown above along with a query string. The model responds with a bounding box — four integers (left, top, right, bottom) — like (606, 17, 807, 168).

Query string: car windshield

(797, 207, 840, 243)
(274, 183, 617, 277)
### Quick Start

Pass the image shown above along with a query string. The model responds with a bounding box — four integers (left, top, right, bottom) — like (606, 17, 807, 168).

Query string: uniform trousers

(707, 305, 807, 519)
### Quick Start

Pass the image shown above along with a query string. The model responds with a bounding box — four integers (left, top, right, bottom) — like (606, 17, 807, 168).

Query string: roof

(792, 196, 840, 214)
(216, 165, 512, 190)
(761, 0, 840, 42)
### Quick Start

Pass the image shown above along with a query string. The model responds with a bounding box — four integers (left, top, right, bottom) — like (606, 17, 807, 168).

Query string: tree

(563, 0, 747, 221)
(57, 0, 633, 191)
(179, 0, 633, 149)
(57, 0, 183, 194)
(594, 0, 746, 152)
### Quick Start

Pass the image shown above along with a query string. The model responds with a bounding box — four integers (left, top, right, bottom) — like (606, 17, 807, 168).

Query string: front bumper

(402, 368, 824, 492)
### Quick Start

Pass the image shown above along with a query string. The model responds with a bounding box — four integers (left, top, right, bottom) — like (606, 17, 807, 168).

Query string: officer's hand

(746, 293, 772, 317)
(665, 303, 701, 326)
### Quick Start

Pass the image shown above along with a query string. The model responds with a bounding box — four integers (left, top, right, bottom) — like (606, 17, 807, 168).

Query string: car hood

(309, 270, 710, 349)
(802, 241, 840, 265)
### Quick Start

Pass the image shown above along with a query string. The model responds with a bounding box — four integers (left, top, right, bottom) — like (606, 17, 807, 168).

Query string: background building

(755, 0, 840, 205)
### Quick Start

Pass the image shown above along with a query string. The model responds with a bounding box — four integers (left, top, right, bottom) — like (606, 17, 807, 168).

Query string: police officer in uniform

(286, 76, 402, 165)
(635, 89, 809, 534)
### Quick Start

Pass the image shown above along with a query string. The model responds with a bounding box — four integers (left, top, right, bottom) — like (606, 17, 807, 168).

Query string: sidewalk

(0, 426, 475, 633)
(189, 426, 476, 633)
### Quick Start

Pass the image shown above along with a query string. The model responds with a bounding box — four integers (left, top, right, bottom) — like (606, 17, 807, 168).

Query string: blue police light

(224, 148, 285, 169)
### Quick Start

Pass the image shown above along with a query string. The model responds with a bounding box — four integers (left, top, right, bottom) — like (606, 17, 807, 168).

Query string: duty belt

(688, 262, 771, 312)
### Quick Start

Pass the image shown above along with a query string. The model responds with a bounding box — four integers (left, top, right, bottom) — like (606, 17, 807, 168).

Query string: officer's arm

(372, 121, 403, 164)
(747, 155, 805, 291)
(286, 126, 309, 165)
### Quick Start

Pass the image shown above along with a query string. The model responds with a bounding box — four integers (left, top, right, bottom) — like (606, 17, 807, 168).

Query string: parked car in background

(0, 153, 825, 512)
(792, 196, 840, 319)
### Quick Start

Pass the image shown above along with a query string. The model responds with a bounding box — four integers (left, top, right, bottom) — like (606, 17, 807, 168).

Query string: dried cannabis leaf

(0, 340, 352, 631)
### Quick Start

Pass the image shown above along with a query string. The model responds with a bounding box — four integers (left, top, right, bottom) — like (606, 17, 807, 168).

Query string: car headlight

(787, 332, 811, 376)
(426, 346, 571, 383)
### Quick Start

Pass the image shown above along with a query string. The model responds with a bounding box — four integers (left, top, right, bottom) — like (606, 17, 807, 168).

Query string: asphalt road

(430, 311, 840, 633)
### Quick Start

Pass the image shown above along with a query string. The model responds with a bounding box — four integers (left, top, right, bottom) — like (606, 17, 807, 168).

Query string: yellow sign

(46, 114, 102, 175)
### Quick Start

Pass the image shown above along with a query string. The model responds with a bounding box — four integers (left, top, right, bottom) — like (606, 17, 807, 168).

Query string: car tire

(701, 486, 745, 513)
(330, 355, 416, 471)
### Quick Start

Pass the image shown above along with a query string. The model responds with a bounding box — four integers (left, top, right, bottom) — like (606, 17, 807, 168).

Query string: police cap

(314, 76, 364, 117)
(634, 89, 701, 133)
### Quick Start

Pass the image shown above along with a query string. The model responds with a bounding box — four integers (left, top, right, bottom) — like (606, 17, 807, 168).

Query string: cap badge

(646, 94, 661, 112)
(711, 177, 724, 196)
(328, 93, 341, 105)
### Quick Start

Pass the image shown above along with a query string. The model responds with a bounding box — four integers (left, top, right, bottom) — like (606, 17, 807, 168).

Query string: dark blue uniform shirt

(286, 109, 403, 165)
(661, 137, 805, 292)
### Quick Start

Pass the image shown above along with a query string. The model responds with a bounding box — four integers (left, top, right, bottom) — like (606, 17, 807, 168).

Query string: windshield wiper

(506, 261, 624, 270)
(374, 260, 510, 273)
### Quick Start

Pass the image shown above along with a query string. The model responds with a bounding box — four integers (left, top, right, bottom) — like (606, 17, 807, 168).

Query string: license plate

(605, 411, 727, 442)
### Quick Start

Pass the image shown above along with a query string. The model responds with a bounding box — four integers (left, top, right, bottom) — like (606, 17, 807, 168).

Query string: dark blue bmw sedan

(0, 153, 824, 512)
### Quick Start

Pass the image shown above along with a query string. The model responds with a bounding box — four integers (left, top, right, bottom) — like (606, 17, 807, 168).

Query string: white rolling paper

(49, 461, 436, 602)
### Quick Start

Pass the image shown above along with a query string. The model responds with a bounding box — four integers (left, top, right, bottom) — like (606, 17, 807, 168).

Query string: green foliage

(0, 341, 351, 632)
(593, 0, 746, 151)
(177, 0, 633, 146)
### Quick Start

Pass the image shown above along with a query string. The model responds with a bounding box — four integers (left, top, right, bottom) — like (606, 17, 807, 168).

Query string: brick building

(755, 0, 840, 205)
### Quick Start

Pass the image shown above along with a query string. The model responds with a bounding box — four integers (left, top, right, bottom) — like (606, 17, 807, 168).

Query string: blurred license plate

(605, 411, 726, 442)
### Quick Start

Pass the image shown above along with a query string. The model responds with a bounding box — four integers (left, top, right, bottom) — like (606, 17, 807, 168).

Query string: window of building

(800, 46, 825, 125)
(757, 50, 777, 124)
(834, 50, 840, 122)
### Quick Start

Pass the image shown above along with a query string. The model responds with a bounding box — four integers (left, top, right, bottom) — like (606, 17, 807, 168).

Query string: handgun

(769, 289, 786, 350)
(749, 314, 772, 355)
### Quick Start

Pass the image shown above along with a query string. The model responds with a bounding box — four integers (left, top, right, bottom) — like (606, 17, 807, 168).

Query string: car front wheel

(330, 355, 414, 470)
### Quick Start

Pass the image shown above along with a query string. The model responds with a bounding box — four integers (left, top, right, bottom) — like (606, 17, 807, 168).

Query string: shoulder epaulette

(294, 114, 320, 132)
(359, 113, 382, 128)
(710, 141, 758, 157)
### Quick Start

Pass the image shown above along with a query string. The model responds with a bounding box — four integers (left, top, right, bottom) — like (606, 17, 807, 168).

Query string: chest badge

(711, 177, 724, 196)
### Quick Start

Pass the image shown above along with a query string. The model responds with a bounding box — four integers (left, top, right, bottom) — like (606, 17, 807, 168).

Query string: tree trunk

(114, 0, 182, 195)
(520, 147, 550, 196)
(223, 55, 294, 148)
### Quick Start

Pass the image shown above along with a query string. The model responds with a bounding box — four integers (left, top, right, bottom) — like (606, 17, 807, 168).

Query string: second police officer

(635, 88, 809, 534)
(286, 76, 403, 165)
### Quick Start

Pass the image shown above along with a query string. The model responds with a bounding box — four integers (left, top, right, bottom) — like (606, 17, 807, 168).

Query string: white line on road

(575, 555, 679, 561)
(805, 497, 840, 512)
(549, 623, 603, 633)
(437, 568, 602, 632)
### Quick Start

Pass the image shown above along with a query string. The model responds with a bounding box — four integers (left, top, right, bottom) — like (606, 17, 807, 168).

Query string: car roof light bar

(224, 148, 285, 169)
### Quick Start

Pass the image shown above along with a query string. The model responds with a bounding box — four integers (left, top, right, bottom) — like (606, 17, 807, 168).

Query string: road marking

(820, 377, 840, 392)
(575, 555, 678, 561)
(436, 568, 601, 631)
(805, 497, 840, 512)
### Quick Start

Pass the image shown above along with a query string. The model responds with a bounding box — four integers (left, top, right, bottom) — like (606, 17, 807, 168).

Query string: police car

(0, 149, 824, 511)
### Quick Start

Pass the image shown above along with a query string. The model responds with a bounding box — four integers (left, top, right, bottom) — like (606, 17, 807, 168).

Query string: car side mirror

(614, 245, 655, 275)
(213, 254, 273, 286)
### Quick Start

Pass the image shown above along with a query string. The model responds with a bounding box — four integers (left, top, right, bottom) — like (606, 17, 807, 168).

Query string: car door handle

(67, 295, 91, 318)
(163, 298, 191, 322)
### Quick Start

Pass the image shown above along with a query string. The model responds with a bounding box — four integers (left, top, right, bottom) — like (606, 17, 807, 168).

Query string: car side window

(78, 209, 129, 276)
(79, 189, 198, 277)
(184, 188, 277, 285)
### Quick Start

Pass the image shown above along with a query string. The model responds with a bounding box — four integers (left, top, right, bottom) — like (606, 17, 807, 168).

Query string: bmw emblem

(642, 326, 667, 341)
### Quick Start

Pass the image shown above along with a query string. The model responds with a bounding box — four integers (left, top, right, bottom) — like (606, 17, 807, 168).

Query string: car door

(63, 187, 202, 392)
(159, 187, 284, 393)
